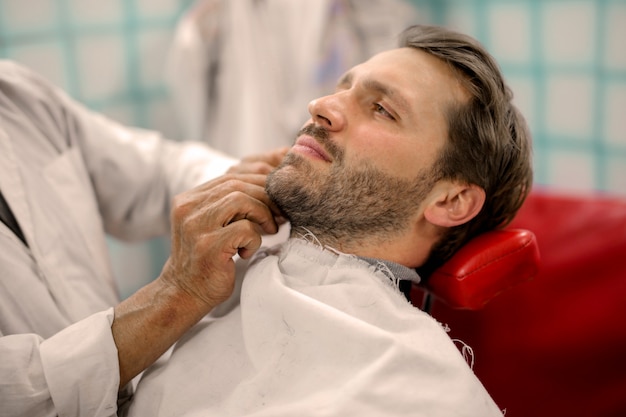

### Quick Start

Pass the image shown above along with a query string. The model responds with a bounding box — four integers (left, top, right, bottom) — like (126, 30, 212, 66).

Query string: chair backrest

(409, 228, 540, 310)
(429, 191, 626, 416)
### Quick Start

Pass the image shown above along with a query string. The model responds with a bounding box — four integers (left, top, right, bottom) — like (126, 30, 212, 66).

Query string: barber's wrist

(157, 256, 236, 313)
(150, 277, 219, 324)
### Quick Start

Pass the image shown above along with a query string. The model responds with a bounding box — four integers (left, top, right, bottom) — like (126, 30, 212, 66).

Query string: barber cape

(127, 239, 503, 416)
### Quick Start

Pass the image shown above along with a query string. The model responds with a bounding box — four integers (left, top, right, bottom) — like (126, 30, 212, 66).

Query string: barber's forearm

(110, 173, 277, 389)
(112, 278, 213, 389)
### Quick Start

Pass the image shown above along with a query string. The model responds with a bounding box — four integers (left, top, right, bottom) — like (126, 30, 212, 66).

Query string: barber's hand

(160, 174, 280, 309)
(227, 147, 289, 175)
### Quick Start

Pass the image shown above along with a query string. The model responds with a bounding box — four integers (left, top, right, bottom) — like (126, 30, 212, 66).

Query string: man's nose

(307, 94, 346, 131)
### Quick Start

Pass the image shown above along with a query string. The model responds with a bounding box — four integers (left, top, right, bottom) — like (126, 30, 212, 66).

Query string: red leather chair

(410, 228, 540, 311)
(423, 190, 626, 417)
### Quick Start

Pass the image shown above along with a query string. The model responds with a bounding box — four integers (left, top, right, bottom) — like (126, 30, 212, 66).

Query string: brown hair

(399, 25, 534, 279)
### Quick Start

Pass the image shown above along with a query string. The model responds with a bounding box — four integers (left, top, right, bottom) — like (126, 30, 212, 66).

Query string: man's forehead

(337, 49, 405, 84)
(337, 47, 467, 113)
(339, 47, 455, 87)
(336, 49, 420, 98)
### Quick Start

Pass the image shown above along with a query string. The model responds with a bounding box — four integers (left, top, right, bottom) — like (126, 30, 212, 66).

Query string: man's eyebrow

(337, 71, 410, 114)
(363, 79, 410, 114)
(336, 71, 353, 88)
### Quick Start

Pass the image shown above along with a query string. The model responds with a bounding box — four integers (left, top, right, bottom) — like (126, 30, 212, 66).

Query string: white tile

(135, 0, 181, 18)
(136, 28, 173, 88)
(75, 34, 127, 100)
(410, 5, 435, 25)
(604, 83, 626, 146)
(541, 1, 596, 66)
(1, 0, 58, 31)
(547, 149, 596, 192)
(488, 3, 532, 64)
(507, 74, 537, 135)
(67, 0, 123, 25)
(444, 4, 478, 40)
(545, 74, 595, 140)
(604, 2, 626, 71)
(605, 156, 626, 195)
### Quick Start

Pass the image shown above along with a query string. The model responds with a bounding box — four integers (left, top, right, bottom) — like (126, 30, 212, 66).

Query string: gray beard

(266, 151, 436, 249)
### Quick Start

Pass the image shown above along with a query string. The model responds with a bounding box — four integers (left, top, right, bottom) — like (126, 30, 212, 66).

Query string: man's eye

(374, 103, 395, 120)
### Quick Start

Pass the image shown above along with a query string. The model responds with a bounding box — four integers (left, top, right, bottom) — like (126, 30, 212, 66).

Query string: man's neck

(288, 225, 428, 271)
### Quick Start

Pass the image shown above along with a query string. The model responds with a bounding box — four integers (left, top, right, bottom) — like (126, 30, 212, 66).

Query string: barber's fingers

(174, 174, 262, 212)
(261, 146, 290, 165)
(162, 174, 284, 309)
(227, 147, 289, 175)
(190, 174, 270, 209)
(183, 174, 282, 227)
(191, 173, 267, 195)
(191, 217, 263, 264)
(165, 218, 262, 307)
(165, 209, 264, 288)
(213, 189, 278, 236)
(219, 218, 264, 260)
(228, 161, 273, 175)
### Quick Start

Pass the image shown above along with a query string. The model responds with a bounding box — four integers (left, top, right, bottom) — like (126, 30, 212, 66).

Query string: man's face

(266, 47, 467, 246)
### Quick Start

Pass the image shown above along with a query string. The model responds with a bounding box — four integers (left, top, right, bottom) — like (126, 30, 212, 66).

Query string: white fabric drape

(128, 239, 504, 416)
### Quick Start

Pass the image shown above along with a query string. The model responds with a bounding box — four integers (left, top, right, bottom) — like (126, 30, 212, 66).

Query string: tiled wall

(411, 0, 626, 196)
(1, 0, 624, 297)
(0, 0, 192, 139)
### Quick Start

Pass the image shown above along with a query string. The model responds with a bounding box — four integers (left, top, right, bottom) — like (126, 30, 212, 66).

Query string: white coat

(127, 239, 504, 417)
(166, 0, 418, 157)
(0, 60, 237, 417)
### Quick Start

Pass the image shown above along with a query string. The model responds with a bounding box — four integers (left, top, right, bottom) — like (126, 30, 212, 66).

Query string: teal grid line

(473, 0, 489, 50)
(592, 0, 608, 190)
(56, 0, 81, 99)
(121, 0, 145, 127)
(411, 0, 447, 24)
(529, 0, 549, 189)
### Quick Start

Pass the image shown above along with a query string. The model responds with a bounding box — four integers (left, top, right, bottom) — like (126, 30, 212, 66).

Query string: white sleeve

(0, 309, 120, 417)
(55, 87, 238, 241)
(3, 60, 238, 241)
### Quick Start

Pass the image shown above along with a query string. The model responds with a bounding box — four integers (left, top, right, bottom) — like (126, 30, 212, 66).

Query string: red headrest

(410, 229, 540, 310)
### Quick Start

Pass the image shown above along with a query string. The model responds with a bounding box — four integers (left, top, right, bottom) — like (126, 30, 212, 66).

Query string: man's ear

(423, 182, 485, 227)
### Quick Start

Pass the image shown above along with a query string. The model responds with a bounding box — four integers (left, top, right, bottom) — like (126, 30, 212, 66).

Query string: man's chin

(270, 153, 314, 179)
(281, 151, 307, 168)
(266, 157, 317, 221)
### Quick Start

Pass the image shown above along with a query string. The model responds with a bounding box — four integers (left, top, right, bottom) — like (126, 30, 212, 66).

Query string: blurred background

(0, 0, 624, 298)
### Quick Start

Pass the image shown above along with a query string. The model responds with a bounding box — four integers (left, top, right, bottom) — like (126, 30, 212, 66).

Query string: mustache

(296, 124, 343, 162)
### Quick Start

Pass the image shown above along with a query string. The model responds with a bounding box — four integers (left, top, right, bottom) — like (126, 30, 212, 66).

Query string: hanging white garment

(127, 239, 504, 417)
(166, 0, 418, 157)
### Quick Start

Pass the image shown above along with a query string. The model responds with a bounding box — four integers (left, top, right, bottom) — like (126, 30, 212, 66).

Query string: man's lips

(292, 135, 332, 162)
